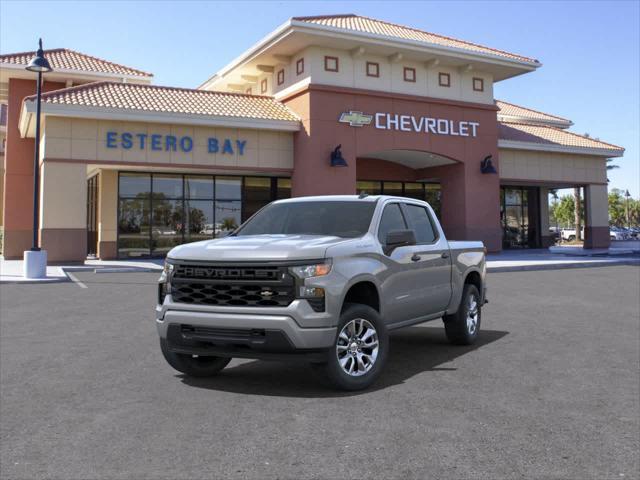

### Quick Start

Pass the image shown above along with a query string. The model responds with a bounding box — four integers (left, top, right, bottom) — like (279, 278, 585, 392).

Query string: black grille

(170, 263, 295, 307)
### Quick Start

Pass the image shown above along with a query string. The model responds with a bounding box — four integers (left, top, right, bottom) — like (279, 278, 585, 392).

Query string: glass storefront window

(118, 197, 150, 258)
(277, 178, 291, 199)
(216, 177, 242, 200)
(151, 199, 184, 256)
(185, 176, 214, 200)
(243, 177, 272, 221)
(216, 201, 241, 237)
(404, 183, 424, 200)
(185, 200, 215, 242)
(382, 181, 403, 196)
(117, 173, 291, 258)
(153, 174, 183, 199)
(356, 181, 382, 195)
(119, 173, 150, 197)
(425, 184, 442, 219)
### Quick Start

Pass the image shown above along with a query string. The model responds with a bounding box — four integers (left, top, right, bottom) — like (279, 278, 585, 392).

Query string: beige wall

(499, 149, 608, 185)
(42, 117, 294, 170)
(266, 46, 494, 104)
(585, 184, 609, 227)
(39, 161, 86, 229)
(98, 169, 118, 243)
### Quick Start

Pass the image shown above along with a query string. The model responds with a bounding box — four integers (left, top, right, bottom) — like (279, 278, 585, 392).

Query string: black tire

(568, 235, 576, 242)
(160, 338, 231, 377)
(443, 284, 481, 345)
(313, 303, 389, 391)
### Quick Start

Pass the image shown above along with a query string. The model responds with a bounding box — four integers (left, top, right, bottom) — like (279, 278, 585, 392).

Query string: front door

(86, 175, 99, 257)
(400, 202, 452, 314)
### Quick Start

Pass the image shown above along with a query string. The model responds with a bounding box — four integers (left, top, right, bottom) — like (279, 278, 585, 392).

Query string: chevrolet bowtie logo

(339, 111, 373, 127)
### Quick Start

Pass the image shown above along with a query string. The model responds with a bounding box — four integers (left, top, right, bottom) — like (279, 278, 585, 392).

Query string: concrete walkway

(486, 249, 639, 272)
(1, 249, 638, 284)
(0, 257, 163, 284)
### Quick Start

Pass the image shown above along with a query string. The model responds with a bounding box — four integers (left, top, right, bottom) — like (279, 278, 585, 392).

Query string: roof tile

(0, 48, 152, 77)
(496, 100, 571, 126)
(27, 81, 299, 122)
(293, 14, 539, 64)
(498, 122, 623, 153)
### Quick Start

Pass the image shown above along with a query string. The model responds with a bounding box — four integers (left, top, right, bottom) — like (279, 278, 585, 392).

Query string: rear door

(400, 202, 452, 314)
(377, 202, 435, 324)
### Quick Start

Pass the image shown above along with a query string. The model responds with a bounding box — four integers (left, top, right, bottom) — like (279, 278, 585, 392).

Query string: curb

(488, 259, 640, 273)
(94, 267, 159, 273)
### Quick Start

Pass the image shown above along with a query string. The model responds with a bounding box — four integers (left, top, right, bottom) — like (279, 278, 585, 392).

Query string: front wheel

(443, 284, 481, 345)
(160, 338, 231, 377)
(314, 303, 389, 391)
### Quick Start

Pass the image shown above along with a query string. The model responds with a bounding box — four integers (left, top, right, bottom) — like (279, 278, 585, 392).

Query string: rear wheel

(160, 338, 231, 377)
(313, 303, 388, 391)
(443, 284, 481, 345)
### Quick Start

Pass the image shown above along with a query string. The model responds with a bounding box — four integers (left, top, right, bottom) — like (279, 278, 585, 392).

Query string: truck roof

(273, 195, 416, 204)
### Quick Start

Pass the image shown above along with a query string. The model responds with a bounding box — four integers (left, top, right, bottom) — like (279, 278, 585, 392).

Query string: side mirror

(384, 229, 416, 255)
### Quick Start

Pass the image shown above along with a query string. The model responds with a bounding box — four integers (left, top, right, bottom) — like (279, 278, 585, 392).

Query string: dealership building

(0, 14, 624, 261)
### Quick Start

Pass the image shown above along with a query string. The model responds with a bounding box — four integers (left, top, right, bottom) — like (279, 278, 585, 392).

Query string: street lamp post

(23, 39, 52, 279)
(625, 190, 631, 230)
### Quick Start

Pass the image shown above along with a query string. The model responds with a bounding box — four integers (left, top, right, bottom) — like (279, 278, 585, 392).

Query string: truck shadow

(179, 326, 508, 398)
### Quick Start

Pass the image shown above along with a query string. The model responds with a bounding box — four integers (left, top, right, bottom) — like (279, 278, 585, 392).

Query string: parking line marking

(66, 272, 88, 289)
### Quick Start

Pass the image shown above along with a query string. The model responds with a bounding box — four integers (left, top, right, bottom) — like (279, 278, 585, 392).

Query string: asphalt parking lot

(1, 266, 639, 479)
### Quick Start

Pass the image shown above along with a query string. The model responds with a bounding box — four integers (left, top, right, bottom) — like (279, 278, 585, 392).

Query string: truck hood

(168, 234, 348, 262)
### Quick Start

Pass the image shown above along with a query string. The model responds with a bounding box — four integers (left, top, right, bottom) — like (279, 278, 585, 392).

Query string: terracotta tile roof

(496, 100, 572, 126)
(498, 122, 624, 154)
(0, 48, 152, 78)
(27, 81, 299, 122)
(293, 14, 539, 64)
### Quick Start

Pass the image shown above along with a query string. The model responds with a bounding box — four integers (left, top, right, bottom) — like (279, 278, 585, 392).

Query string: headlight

(290, 262, 331, 279)
(163, 260, 174, 276)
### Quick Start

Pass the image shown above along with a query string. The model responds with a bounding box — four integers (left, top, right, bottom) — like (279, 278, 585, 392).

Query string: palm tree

(606, 158, 619, 182)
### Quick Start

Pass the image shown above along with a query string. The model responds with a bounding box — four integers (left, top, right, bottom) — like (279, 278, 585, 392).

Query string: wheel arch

(340, 277, 381, 315)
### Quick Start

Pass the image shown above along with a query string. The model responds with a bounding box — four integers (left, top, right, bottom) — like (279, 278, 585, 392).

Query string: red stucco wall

(283, 84, 502, 251)
(2, 78, 66, 259)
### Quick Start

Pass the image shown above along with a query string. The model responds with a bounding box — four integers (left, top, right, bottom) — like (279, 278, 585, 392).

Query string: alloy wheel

(336, 318, 379, 377)
(466, 295, 479, 335)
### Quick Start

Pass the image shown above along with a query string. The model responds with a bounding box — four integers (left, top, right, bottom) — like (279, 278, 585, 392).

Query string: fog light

(299, 286, 325, 298)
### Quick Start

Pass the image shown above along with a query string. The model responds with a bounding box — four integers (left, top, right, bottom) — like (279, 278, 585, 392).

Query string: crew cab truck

(157, 195, 487, 390)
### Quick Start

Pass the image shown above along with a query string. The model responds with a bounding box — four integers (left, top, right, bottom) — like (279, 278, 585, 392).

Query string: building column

(39, 162, 87, 262)
(427, 162, 502, 252)
(285, 91, 357, 197)
(98, 170, 118, 259)
(583, 184, 610, 249)
(539, 187, 553, 247)
(2, 78, 65, 259)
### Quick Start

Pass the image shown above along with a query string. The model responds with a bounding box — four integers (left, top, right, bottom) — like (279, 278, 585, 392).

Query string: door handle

(441, 252, 450, 259)
(411, 254, 421, 262)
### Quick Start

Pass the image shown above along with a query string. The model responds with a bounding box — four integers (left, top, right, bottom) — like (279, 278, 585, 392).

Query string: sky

(1, 0, 638, 197)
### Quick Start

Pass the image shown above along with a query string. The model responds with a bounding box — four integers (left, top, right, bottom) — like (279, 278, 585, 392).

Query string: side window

(404, 204, 437, 243)
(377, 203, 407, 243)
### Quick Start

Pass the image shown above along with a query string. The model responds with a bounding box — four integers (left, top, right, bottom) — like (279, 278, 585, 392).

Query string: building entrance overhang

(359, 149, 456, 170)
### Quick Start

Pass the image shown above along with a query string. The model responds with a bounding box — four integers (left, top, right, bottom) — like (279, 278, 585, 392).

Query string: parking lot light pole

(23, 39, 52, 279)
(624, 190, 631, 229)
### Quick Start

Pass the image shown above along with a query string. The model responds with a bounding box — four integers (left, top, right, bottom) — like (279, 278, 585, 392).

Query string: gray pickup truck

(156, 195, 487, 390)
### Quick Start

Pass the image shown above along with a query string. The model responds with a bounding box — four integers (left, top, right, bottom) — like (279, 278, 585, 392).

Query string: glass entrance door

(501, 186, 540, 249)
(86, 175, 99, 257)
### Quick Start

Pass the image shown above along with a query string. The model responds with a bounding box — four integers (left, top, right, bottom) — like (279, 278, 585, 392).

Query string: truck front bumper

(156, 308, 337, 359)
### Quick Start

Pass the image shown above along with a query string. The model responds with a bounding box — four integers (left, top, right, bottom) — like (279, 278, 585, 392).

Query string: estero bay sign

(339, 111, 480, 137)
(105, 131, 248, 155)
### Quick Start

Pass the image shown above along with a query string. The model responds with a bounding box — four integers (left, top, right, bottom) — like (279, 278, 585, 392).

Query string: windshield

(236, 201, 376, 238)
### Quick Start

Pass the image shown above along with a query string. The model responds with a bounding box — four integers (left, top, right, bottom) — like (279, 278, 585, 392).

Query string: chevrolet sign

(339, 111, 480, 137)
(338, 111, 373, 127)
